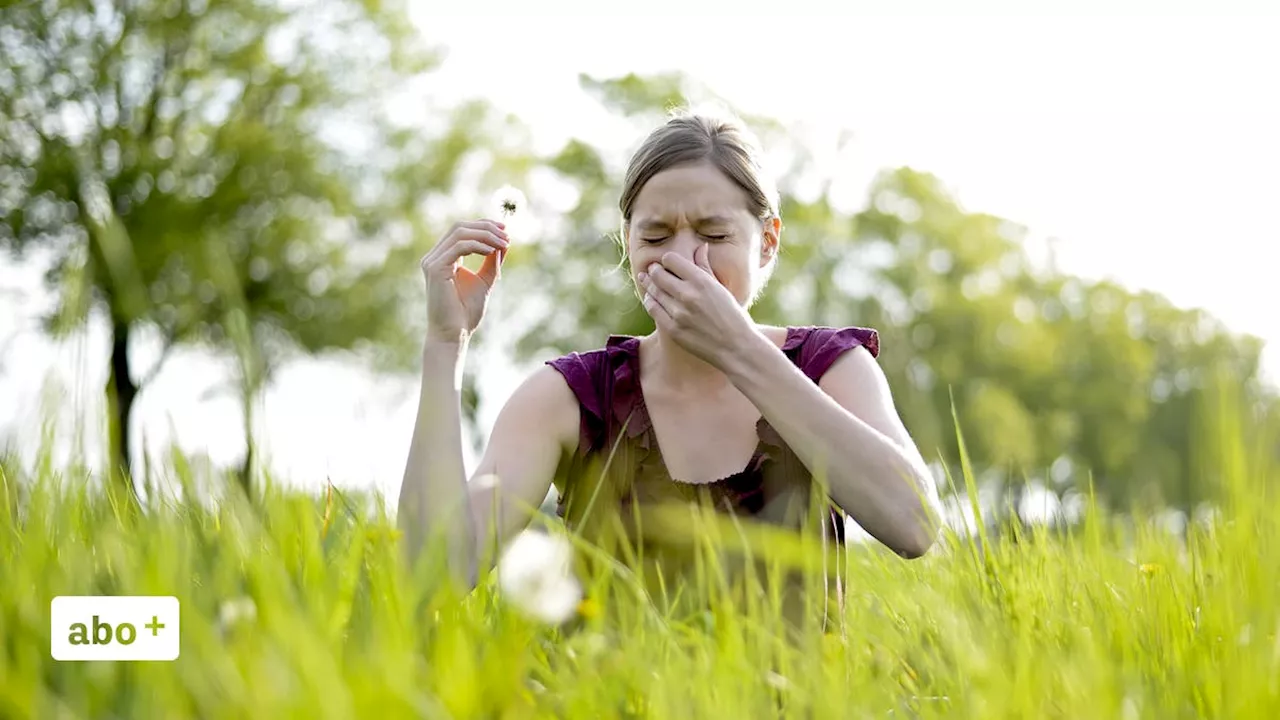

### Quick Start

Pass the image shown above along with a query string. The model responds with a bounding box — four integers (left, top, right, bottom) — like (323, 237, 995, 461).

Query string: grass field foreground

(1, 391, 1277, 719)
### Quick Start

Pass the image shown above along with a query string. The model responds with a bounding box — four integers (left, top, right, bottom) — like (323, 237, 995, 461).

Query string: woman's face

(626, 161, 778, 307)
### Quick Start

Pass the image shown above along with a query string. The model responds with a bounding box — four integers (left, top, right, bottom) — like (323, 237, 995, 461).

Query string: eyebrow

(634, 215, 735, 232)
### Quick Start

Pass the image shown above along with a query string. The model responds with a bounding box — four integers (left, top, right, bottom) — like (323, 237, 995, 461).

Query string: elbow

(891, 497, 941, 560)
(897, 470, 941, 559)
(870, 514, 936, 559)
(894, 530, 935, 560)
(842, 463, 941, 559)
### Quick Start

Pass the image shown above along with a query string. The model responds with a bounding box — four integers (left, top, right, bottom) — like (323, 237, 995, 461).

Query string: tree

(0, 0, 510, 497)
(832, 166, 1275, 512)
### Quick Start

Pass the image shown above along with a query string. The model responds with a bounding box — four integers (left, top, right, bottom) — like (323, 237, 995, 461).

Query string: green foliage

(579, 71, 689, 118)
(854, 167, 1276, 510)
(2, 0, 431, 334)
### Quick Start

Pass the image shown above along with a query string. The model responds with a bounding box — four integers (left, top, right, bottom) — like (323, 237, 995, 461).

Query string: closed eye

(641, 234, 727, 243)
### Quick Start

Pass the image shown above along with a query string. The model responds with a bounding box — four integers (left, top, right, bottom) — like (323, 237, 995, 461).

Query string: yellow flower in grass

(576, 596, 602, 620)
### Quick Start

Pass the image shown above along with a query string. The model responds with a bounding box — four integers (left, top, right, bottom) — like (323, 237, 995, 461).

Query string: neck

(640, 328, 732, 394)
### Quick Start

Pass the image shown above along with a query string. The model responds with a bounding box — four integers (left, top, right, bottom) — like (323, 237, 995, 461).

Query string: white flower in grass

(497, 529, 582, 625)
(217, 596, 257, 632)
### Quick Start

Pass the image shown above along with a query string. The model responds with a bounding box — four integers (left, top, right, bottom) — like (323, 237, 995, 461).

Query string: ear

(759, 216, 781, 268)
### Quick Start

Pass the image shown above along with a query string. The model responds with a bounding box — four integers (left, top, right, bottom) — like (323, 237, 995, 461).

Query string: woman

(398, 110, 941, 616)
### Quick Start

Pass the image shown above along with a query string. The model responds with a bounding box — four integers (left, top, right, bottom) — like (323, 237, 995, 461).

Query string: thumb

(477, 247, 502, 288)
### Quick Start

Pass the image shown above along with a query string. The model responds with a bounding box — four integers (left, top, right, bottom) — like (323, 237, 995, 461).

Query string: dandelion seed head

(492, 185, 526, 218)
(497, 530, 582, 624)
(489, 184, 533, 243)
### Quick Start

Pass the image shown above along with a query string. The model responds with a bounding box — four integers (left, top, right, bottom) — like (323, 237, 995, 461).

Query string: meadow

(1, 399, 1276, 720)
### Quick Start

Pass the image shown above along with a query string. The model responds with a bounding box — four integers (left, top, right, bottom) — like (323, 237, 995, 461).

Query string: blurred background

(2, 2, 1277, 533)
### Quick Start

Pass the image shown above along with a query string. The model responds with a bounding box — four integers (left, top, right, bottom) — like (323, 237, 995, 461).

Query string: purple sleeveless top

(544, 326, 880, 548)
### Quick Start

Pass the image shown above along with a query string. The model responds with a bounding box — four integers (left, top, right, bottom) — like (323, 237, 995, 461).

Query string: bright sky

(2, 6, 1278, 507)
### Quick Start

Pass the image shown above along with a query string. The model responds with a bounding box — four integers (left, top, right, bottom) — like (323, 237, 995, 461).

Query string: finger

(456, 218, 508, 236)
(659, 252, 698, 280)
(427, 225, 509, 263)
(642, 287, 672, 328)
(425, 240, 498, 276)
(453, 226, 510, 252)
(694, 243, 713, 273)
(640, 271, 677, 314)
(644, 263, 689, 303)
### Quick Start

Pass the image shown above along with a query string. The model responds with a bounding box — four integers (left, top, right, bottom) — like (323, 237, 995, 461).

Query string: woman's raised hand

(419, 219, 510, 343)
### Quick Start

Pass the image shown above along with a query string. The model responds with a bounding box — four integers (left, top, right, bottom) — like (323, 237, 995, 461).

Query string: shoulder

(504, 364, 582, 454)
(542, 336, 637, 410)
(790, 325, 879, 356)
(779, 325, 880, 383)
(540, 335, 643, 443)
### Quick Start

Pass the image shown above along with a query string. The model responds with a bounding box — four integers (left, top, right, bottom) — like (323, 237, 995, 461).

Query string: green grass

(1, 399, 1277, 719)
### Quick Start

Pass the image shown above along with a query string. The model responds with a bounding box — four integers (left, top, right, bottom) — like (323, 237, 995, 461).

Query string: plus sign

(146, 616, 165, 636)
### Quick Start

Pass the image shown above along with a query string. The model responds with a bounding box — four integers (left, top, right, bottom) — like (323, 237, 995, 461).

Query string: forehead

(631, 163, 750, 226)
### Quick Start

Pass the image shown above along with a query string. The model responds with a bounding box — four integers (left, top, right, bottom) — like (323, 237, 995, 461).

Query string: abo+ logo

(51, 596, 180, 661)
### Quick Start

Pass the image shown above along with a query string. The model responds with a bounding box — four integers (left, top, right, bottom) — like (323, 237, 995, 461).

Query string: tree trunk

(236, 436, 253, 496)
(234, 377, 257, 498)
(106, 320, 141, 505)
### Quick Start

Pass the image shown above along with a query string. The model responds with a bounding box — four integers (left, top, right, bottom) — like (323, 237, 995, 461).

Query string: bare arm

(396, 338, 579, 587)
(722, 335, 941, 558)
(464, 363, 580, 570)
(397, 338, 475, 584)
